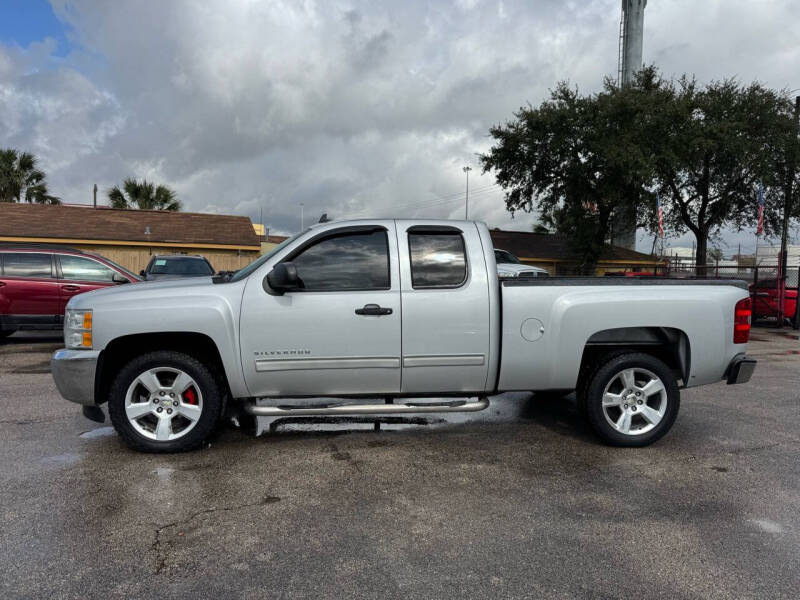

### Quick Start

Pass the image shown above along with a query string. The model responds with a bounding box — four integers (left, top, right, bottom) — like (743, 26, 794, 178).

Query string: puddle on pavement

(79, 427, 115, 440)
(153, 466, 176, 480)
(40, 452, 82, 466)
(748, 518, 784, 534)
(253, 392, 562, 437)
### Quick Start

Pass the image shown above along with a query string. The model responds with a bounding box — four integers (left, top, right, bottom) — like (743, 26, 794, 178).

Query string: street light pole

(462, 165, 472, 220)
(300, 203, 305, 231)
(778, 94, 800, 324)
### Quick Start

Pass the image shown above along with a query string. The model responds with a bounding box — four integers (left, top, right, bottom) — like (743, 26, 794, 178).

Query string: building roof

(489, 229, 662, 264)
(0, 203, 260, 250)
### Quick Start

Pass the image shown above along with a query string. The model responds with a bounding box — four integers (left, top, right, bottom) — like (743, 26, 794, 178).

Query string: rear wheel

(108, 351, 224, 453)
(581, 352, 679, 447)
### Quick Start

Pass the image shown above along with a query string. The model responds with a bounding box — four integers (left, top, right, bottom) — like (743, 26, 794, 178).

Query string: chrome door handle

(61, 285, 80, 292)
(355, 304, 393, 316)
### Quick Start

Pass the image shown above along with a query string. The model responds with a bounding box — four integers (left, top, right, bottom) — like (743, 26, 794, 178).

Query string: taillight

(734, 297, 751, 344)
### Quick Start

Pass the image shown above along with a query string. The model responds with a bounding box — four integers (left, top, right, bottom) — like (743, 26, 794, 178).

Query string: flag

(756, 183, 765, 236)
(656, 193, 664, 238)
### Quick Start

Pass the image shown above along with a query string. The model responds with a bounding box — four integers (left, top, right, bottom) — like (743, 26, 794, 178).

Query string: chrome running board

(243, 396, 489, 417)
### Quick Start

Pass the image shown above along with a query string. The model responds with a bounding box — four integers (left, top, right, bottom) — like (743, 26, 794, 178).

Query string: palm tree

(0, 148, 60, 204)
(108, 178, 181, 211)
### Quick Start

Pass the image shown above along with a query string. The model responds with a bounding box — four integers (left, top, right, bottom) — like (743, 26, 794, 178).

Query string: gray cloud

(1, 0, 798, 250)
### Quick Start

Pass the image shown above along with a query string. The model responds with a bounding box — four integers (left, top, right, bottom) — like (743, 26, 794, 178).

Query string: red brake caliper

(183, 386, 198, 405)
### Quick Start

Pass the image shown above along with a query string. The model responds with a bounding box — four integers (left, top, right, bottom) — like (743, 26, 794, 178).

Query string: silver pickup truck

(51, 219, 756, 453)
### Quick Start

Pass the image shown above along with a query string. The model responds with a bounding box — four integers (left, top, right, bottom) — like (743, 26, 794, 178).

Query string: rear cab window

(407, 230, 467, 288)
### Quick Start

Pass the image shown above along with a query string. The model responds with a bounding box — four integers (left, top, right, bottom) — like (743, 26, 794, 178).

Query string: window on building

(289, 229, 390, 291)
(1, 253, 52, 278)
(59, 255, 117, 282)
(408, 232, 467, 288)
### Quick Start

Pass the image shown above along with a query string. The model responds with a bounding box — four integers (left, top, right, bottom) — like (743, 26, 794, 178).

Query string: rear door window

(408, 232, 467, 288)
(1, 253, 53, 278)
(59, 255, 117, 282)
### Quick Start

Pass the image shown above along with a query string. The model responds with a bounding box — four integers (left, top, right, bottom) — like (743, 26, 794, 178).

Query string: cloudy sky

(1, 0, 799, 253)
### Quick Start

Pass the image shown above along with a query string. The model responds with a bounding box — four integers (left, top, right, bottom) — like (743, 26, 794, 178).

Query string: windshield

(229, 232, 304, 282)
(150, 257, 214, 276)
(494, 249, 521, 264)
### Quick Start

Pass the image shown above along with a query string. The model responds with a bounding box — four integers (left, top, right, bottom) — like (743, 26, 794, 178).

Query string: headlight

(65, 309, 93, 349)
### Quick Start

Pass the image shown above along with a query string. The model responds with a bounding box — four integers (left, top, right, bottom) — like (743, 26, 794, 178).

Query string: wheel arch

(579, 326, 691, 386)
(95, 332, 231, 405)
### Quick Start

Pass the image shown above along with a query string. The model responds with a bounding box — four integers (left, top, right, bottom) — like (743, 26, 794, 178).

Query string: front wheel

(108, 351, 225, 453)
(581, 352, 680, 447)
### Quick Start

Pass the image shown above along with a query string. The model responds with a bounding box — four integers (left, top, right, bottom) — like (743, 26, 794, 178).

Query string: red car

(0, 246, 139, 339)
(749, 279, 799, 327)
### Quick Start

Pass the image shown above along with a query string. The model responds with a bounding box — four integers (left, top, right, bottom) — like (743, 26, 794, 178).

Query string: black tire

(582, 352, 680, 447)
(108, 351, 225, 453)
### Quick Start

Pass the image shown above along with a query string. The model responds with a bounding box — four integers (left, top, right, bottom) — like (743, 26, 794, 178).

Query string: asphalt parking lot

(1, 331, 798, 599)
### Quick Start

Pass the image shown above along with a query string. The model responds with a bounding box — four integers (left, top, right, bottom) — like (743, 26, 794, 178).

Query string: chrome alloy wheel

(601, 367, 668, 436)
(124, 367, 203, 442)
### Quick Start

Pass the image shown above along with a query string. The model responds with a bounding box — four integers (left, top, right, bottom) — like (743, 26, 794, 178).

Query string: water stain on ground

(79, 427, 115, 440)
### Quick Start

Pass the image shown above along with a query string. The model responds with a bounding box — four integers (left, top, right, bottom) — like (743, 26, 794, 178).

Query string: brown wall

(73, 244, 260, 274)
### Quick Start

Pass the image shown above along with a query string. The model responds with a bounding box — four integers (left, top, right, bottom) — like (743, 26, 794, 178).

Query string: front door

(56, 254, 121, 315)
(240, 223, 401, 397)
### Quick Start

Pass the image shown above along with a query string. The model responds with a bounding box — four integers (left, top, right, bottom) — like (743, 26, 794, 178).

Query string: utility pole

(462, 165, 472, 220)
(778, 94, 800, 323)
(300, 203, 305, 231)
(93, 183, 97, 208)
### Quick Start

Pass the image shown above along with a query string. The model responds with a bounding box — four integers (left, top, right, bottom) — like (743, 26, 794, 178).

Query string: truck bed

(503, 277, 748, 289)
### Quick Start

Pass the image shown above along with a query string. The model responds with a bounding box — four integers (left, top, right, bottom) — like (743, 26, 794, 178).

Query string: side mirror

(139, 270, 145, 277)
(264, 262, 301, 295)
(112, 272, 129, 284)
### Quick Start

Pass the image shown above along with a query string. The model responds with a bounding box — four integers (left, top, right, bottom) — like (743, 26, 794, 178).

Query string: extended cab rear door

(396, 222, 492, 394)
(239, 222, 402, 397)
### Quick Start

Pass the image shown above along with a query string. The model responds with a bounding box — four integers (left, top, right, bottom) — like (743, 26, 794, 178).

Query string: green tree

(649, 77, 791, 269)
(0, 148, 60, 204)
(108, 178, 181, 211)
(480, 72, 659, 273)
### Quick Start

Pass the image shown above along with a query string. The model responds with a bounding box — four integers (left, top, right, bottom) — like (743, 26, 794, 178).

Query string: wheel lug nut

(167, 408, 172, 415)
(152, 398, 158, 404)
(173, 401, 178, 407)
(159, 391, 165, 396)
(156, 407, 163, 413)
(631, 406, 637, 411)
(170, 393, 175, 398)
(637, 399, 643, 405)
(623, 403, 629, 409)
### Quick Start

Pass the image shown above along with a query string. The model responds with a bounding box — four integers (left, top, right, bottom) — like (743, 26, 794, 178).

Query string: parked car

(140, 254, 215, 281)
(51, 219, 755, 453)
(494, 249, 549, 278)
(749, 278, 799, 327)
(0, 246, 138, 338)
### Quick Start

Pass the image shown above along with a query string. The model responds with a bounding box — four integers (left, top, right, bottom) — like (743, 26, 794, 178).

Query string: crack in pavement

(150, 495, 281, 575)
(0, 415, 73, 425)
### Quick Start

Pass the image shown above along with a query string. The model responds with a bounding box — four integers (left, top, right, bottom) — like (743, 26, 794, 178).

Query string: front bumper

(51, 349, 101, 405)
(726, 354, 757, 385)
